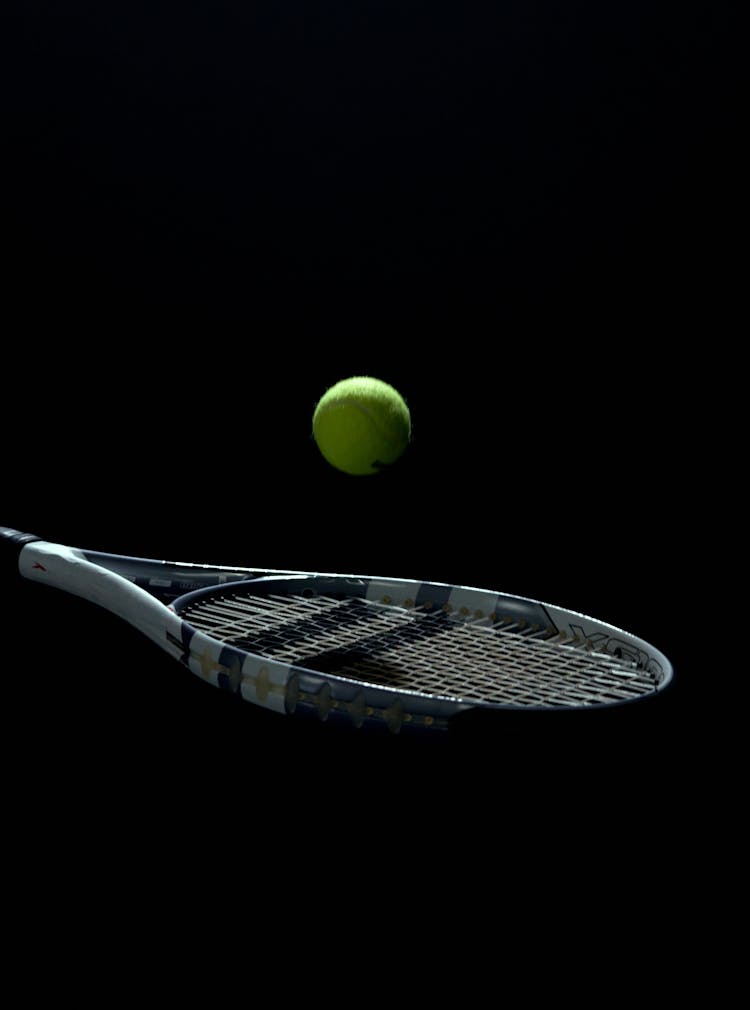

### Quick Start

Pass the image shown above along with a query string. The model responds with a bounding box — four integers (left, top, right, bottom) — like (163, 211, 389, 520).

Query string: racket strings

(180, 591, 659, 707)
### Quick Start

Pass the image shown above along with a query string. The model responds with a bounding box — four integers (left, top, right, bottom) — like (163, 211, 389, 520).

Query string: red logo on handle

(32, 563, 47, 572)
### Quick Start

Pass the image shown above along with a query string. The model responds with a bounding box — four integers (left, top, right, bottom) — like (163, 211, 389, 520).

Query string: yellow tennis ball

(312, 376, 411, 475)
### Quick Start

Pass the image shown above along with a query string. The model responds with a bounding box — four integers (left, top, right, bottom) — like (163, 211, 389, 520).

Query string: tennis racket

(2, 526, 672, 733)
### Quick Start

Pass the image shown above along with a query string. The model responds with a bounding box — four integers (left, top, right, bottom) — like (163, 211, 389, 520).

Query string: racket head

(171, 573, 673, 734)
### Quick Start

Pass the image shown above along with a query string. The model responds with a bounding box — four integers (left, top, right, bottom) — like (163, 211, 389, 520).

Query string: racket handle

(0, 527, 42, 559)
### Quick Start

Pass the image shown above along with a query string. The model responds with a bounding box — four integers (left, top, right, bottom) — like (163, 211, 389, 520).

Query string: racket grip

(0, 527, 42, 558)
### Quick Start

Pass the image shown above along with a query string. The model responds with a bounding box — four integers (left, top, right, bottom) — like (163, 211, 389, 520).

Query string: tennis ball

(312, 376, 411, 476)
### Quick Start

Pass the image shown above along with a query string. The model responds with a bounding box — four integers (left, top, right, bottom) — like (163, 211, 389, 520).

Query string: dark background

(1, 3, 739, 896)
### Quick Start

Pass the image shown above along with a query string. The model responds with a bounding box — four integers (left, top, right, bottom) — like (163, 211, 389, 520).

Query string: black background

(0, 3, 739, 922)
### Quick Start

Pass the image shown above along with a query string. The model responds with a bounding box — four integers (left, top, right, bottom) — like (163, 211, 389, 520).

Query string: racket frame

(6, 533, 674, 733)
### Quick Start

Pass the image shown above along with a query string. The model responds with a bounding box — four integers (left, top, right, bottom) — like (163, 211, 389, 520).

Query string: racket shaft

(18, 541, 185, 661)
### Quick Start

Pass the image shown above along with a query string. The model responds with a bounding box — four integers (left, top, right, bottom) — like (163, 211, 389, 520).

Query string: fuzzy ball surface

(312, 376, 411, 475)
